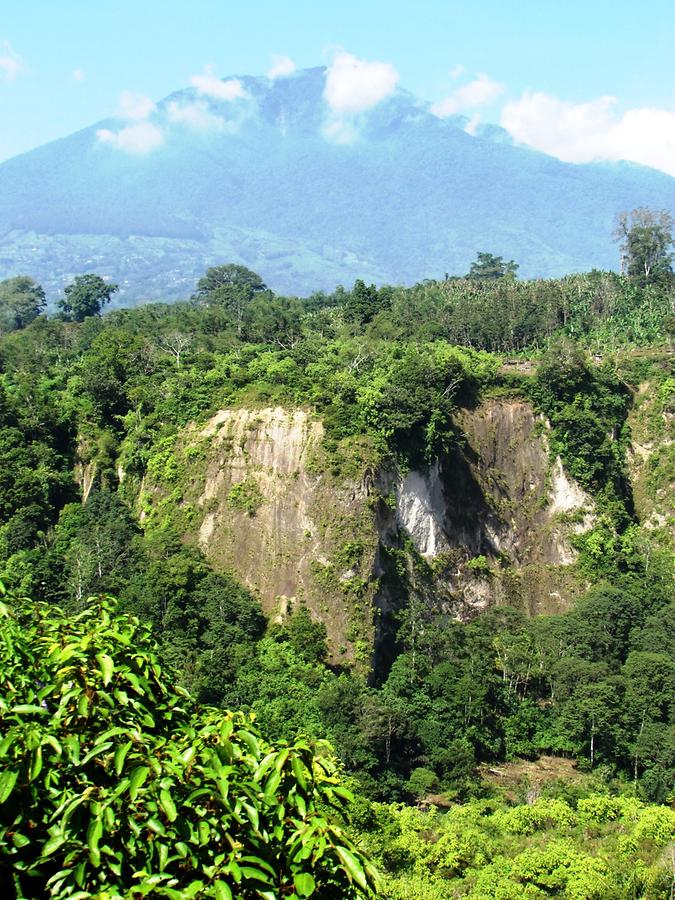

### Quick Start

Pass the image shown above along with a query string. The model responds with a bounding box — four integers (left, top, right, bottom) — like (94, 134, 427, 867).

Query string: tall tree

(344, 280, 389, 325)
(58, 273, 118, 321)
(466, 252, 519, 280)
(192, 264, 267, 335)
(0, 276, 46, 332)
(613, 208, 674, 284)
(192, 264, 267, 299)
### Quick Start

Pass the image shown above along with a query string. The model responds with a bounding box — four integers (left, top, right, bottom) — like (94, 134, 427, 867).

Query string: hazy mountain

(0, 66, 673, 304)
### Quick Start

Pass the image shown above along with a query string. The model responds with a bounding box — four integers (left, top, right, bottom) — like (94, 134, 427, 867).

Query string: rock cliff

(162, 398, 597, 669)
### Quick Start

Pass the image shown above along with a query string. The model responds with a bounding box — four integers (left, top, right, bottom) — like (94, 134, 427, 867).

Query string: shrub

(0, 586, 378, 898)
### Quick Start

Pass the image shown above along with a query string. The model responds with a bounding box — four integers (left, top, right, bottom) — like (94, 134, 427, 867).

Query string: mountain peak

(0, 66, 673, 303)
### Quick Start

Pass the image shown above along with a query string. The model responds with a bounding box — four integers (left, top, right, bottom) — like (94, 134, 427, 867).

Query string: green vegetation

(530, 340, 633, 522)
(0, 247, 673, 896)
(57, 274, 119, 323)
(614, 208, 674, 286)
(0, 277, 46, 333)
(227, 478, 265, 516)
(359, 793, 675, 898)
(0, 587, 377, 898)
(466, 252, 519, 280)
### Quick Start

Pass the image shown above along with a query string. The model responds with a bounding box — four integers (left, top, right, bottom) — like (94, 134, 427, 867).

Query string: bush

(0, 587, 378, 898)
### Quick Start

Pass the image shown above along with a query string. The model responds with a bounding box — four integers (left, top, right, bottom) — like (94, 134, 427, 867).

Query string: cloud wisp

(167, 100, 226, 132)
(322, 51, 399, 143)
(324, 51, 399, 115)
(0, 40, 25, 81)
(190, 66, 247, 101)
(501, 91, 675, 177)
(431, 73, 504, 118)
(97, 90, 163, 154)
(97, 121, 164, 154)
(117, 90, 156, 120)
(267, 55, 296, 80)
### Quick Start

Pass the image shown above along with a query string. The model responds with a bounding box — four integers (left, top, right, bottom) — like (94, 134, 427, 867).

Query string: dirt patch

(480, 755, 592, 802)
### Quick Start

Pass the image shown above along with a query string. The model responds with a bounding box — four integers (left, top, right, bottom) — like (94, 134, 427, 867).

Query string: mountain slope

(0, 66, 673, 302)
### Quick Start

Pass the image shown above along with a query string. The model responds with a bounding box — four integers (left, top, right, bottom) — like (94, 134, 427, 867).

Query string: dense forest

(0, 222, 674, 897)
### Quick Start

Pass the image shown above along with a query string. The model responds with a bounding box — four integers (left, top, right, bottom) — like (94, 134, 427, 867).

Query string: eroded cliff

(392, 399, 594, 618)
(163, 407, 380, 666)
(149, 398, 601, 670)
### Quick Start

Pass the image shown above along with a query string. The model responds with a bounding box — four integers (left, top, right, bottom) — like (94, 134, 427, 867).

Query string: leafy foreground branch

(0, 587, 378, 899)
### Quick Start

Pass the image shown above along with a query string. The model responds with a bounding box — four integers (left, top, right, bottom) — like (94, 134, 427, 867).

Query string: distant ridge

(0, 66, 673, 304)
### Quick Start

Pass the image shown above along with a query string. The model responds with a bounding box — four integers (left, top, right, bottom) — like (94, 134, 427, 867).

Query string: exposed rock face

(398, 400, 593, 563)
(392, 400, 595, 619)
(169, 399, 595, 666)
(396, 462, 446, 557)
(185, 407, 379, 666)
(197, 407, 323, 599)
(626, 380, 674, 538)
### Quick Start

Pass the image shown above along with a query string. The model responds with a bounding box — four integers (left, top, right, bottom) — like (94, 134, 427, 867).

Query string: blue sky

(1, 0, 674, 172)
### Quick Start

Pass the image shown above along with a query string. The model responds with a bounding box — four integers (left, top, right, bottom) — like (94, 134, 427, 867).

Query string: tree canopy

(614, 207, 674, 285)
(58, 274, 118, 322)
(466, 252, 519, 280)
(0, 276, 46, 332)
(192, 265, 267, 301)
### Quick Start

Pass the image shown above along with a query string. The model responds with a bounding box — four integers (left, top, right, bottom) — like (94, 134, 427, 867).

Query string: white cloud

(267, 55, 296, 80)
(323, 51, 399, 114)
(97, 121, 164, 154)
(117, 90, 156, 120)
(501, 91, 675, 177)
(0, 40, 24, 81)
(449, 64, 465, 80)
(431, 73, 504, 118)
(72, 68, 85, 82)
(190, 66, 247, 101)
(322, 117, 358, 145)
(464, 114, 481, 136)
(167, 100, 225, 131)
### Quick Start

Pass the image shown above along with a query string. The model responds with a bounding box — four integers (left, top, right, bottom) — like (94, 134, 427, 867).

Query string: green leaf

(157, 841, 169, 871)
(63, 734, 81, 764)
(0, 769, 18, 803)
(253, 751, 277, 781)
(147, 817, 166, 835)
(80, 740, 114, 766)
(87, 817, 103, 866)
(239, 865, 272, 885)
(213, 882, 233, 900)
(29, 745, 43, 781)
(263, 769, 281, 802)
(180, 745, 196, 765)
(10, 703, 48, 716)
(294, 872, 316, 897)
(242, 801, 259, 832)
(114, 740, 132, 775)
(159, 788, 177, 822)
(41, 832, 66, 858)
(238, 729, 260, 758)
(274, 748, 291, 772)
(41, 734, 62, 757)
(128, 765, 150, 800)
(336, 846, 368, 891)
(97, 652, 115, 685)
(291, 756, 308, 791)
